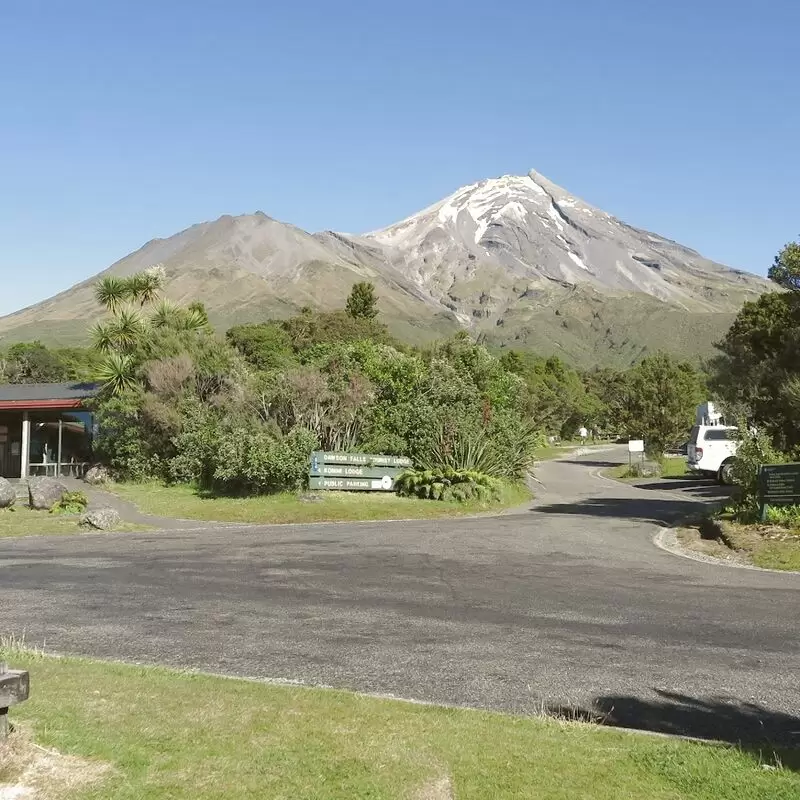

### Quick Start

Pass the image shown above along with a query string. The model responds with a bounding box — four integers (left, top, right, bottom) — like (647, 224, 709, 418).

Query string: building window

(27, 411, 94, 478)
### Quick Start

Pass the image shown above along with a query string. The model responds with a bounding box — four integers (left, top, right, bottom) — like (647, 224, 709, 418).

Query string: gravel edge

(653, 527, 799, 574)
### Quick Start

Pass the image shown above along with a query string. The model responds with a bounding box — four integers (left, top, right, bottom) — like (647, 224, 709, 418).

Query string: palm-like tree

(187, 301, 209, 326)
(96, 352, 137, 396)
(110, 307, 147, 352)
(150, 298, 180, 329)
(127, 268, 164, 307)
(94, 276, 130, 313)
(176, 307, 210, 332)
(90, 321, 117, 354)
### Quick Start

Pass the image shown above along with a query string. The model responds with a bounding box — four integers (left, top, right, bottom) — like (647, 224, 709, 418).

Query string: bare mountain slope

(0, 212, 459, 347)
(0, 170, 771, 365)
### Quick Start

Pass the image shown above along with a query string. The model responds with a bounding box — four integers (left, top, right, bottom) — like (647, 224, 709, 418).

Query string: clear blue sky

(1, 0, 797, 315)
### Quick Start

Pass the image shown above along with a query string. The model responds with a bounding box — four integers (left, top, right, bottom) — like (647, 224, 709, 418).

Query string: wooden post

(20, 411, 30, 480)
(0, 660, 30, 739)
(57, 417, 63, 479)
(0, 661, 7, 739)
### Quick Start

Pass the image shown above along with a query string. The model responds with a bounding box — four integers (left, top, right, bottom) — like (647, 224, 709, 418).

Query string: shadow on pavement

(548, 690, 800, 766)
(560, 459, 622, 469)
(534, 496, 704, 525)
(635, 479, 734, 503)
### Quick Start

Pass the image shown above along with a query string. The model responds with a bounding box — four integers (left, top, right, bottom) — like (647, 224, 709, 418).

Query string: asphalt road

(1, 448, 798, 743)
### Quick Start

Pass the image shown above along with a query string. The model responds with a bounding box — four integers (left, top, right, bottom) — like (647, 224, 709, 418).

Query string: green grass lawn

(606, 458, 690, 481)
(0, 507, 88, 538)
(109, 481, 532, 524)
(1, 650, 797, 800)
(0, 507, 146, 538)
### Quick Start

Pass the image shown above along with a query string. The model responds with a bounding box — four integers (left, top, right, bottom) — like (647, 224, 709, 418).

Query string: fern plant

(50, 491, 89, 515)
(395, 467, 500, 503)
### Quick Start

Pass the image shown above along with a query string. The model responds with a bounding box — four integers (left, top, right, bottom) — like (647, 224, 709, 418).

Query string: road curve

(1, 447, 798, 742)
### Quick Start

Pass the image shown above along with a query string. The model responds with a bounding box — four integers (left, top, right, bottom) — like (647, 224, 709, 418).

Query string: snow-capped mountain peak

(363, 169, 762, 312)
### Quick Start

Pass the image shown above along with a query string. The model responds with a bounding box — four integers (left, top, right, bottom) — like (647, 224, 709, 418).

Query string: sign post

(309, 452, 412, 492)
(0, 661, 30, 739)
(757, 462, 800, 521)
(627, 439, 645, 469)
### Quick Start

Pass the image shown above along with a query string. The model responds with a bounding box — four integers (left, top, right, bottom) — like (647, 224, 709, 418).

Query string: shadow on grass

(548, 690, 800, 767)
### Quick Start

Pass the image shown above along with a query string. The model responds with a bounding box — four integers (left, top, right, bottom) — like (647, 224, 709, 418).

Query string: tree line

(2, 235, 797, 496)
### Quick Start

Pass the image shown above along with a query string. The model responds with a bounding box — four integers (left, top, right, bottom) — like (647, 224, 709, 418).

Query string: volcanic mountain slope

(0, 170, 771, 366)
(362, 169, 765, 315)
(0, 213, 459, 347)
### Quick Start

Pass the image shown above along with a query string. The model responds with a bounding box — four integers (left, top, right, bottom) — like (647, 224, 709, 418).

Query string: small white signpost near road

(628, 439, 645, 469)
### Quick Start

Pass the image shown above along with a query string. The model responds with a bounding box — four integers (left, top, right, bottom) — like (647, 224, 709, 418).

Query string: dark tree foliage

(281, 309, 392, 352)
(625, 353, 704, 456)
(711, 290, 800, 453)
(345, 281, 379, 320)
(226, 322, 293, 371)
(768, 239, 800, 292)
(0, 341, 95, 384)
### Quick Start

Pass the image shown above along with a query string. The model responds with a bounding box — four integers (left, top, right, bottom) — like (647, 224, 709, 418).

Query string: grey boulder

(28, 477, 68, 510)
(0, 477, 15, 508)
(84, 465, 110, 486)
(628, 461, 663, 479)
(80, 507, 121, 530)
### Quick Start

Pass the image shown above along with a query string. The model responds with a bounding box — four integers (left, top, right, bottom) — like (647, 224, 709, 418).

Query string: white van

(687, 424, 738, 484)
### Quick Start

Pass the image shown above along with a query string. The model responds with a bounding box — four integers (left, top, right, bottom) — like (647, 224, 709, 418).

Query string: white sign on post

(628, 439, 645, 453)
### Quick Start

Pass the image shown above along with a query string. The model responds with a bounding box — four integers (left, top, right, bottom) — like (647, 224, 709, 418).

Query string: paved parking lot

(1, 448, 797, 742)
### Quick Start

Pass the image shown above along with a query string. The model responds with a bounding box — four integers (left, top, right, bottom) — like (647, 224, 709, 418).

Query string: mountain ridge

(0, 169, 771, 367)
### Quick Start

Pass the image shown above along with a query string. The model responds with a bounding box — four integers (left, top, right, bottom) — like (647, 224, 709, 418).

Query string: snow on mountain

(0, 168, 772, 365)
(364, 170, 765, 313)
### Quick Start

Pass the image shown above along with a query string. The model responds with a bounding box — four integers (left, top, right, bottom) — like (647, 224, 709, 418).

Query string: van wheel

(718, 460, 736, 486)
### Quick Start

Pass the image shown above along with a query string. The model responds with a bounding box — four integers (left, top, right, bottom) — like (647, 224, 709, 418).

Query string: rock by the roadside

(629, 461, 662, 478)
(84, 465, 110, 486)
(28, 477, 68, 510)
(298, 493, 323, 504)
(79, 507, 121, 530)
(0, 476, 15, 508)
(641, 462, 663, 478)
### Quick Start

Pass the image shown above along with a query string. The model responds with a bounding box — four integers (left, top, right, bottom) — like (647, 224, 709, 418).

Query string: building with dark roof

(0, 382, 99, 479)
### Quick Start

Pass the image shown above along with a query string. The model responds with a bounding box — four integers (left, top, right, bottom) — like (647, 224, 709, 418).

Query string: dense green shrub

(211, 425, 317, 495)
(84, 281, 567, 497)
(0, 341, 96, 384)
(170, 403, 317, 495)
(763, 505, 800, 529)
(729, 426, 785, 508)
(226, 322, 293, 371)
(92, 392, 156, 481)
(417, 417, 540, 481)
(395, 468, 501, 503)
(50, 491, 89, 515)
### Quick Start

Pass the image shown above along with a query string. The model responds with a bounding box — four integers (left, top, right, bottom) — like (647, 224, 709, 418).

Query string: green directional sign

(309, 475, 397, 491)
(309, 464, 406, 479)
(312, 451, 412, 468)
(758, 462, 800, 518)
(308, 451, 411, 491)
